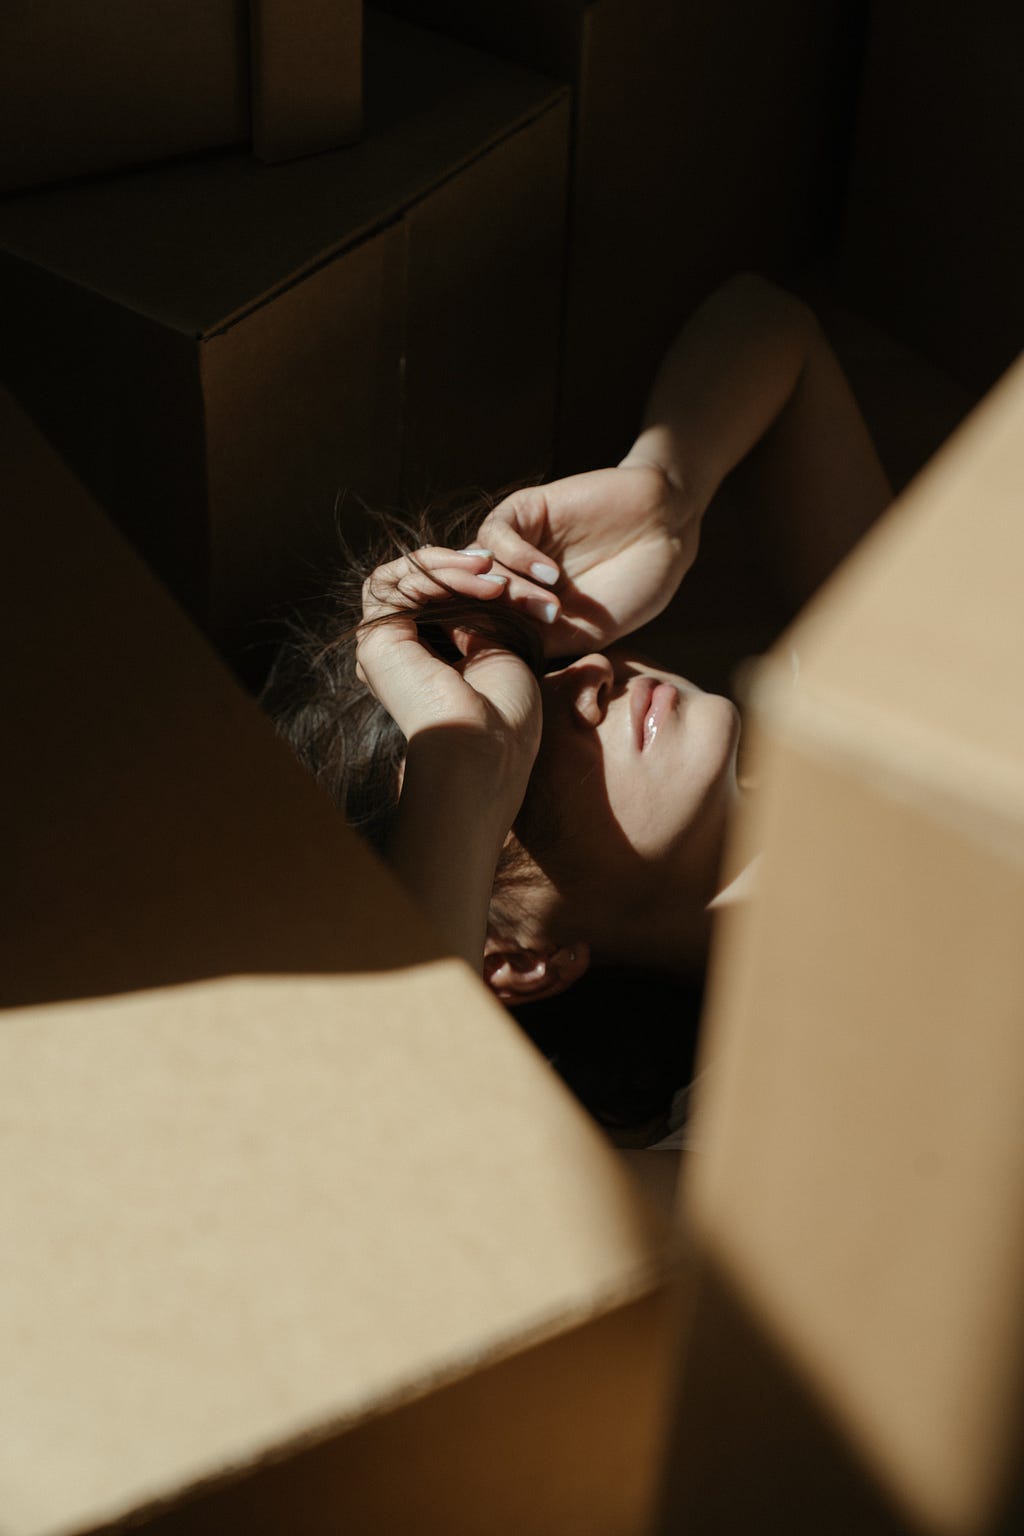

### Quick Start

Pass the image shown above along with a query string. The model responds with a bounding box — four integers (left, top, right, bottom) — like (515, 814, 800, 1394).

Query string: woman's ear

(482, 937, 591, 1004)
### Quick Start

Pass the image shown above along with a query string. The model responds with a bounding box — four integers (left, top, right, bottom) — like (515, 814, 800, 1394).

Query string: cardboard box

(0, 0, 362, 194)
(657, 357, 1024, 1532)
(372, 0, 583, 77)
(376, 0, 859, 469)
(0, 384, 678, 1534)
(250, 0, 362, 163)
(0, 1, 248, 194)
(839, 0, 1024, 397)
(0, 14, 568, 665)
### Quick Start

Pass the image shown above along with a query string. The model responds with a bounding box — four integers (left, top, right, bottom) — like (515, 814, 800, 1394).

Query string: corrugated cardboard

(123, 1289, 680, 1536)
(377, 0, 859, 469)
(658, 357, 1024, 1532)
(0, 14, 568, 662)
(0, 1, 248, 194)
(0, 384, 677, 1534)
(0, 0, 364, 194)
(839, 0, 1024, 397)
(561, 0, 858, 470)
(250, 0, 362, 162)
(373, 0, 583, 77)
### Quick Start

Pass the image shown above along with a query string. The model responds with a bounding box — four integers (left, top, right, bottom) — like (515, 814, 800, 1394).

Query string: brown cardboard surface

(561, 0, 857, 470)
(1, 978, 671, 1536)
(0, 257, 211, 619)
(251, 0, 362, 163)
(374, 0, 584, 79)
(0, 1, 248, 194)
(0, 379, 413, 1008)
(0, 14, 569, 653)
(402, 90, 567, 501)
(776, 352, 1024, 789)
(380, 0, 860, 469)
(811, 297, 978, 497)
(0, 220, 404, 642)
(660, 359, 1024, 1532)
(200, 226, 406, 639)
(131, 1289, 679, 1536)
(839, 0, 1024, 398)
(0, 14, 563, 338)
(0, 386, 674, 1535)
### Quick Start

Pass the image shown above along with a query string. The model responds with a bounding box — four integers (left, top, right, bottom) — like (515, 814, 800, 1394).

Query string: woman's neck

(596, 776, 747, 975)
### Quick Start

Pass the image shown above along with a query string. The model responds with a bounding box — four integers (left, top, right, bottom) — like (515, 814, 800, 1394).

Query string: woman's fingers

(355, 545, 559, 729)
(361, 546, 561, 629)
(362, 546, 501, 620)
(476, 497, 562, 588)
(500, 570, 560, 627)
(354, 545, 545, 758)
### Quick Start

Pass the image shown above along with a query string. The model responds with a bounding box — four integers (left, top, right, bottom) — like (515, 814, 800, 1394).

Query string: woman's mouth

(631, 677, 678, 750)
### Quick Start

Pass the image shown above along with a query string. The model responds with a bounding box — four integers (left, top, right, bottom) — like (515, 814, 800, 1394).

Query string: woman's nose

(566, 652, 615, 728)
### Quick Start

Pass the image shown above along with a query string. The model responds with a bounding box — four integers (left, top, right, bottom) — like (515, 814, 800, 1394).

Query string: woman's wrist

(620, 274, 814, 524)
(404, 725, 533, 835)
(615, 444, 710, 535)
(384, 730, 529, 972)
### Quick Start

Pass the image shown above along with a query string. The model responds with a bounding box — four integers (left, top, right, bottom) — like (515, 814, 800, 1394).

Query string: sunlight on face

(516, 647, 740, 934)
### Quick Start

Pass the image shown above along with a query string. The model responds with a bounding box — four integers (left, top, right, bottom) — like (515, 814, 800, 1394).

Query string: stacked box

(0, 0, 362, 193)
(0, 14, 569, 665)
(376, 0, 858, 468)
(250, 0, 362, 162)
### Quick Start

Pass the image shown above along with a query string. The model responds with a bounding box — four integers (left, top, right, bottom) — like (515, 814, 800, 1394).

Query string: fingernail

(479, 572, 508, 585)
(525, 596, 558, 624)
(530, 561, 559, 585)
(460, 546, 492, 557)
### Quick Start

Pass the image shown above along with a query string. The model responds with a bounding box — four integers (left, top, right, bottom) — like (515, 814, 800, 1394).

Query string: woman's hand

(356, 546, 547, 971)
(357, 545, 543, 818)
(475, 463, 702, 656)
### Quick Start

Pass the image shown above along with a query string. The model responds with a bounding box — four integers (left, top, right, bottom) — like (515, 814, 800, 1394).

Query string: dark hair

(514, 965, 705, 1143)
(260, 494, 546, 906)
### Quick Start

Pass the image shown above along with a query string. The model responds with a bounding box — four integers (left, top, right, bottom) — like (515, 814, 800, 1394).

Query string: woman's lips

(631, 677, 678, 750)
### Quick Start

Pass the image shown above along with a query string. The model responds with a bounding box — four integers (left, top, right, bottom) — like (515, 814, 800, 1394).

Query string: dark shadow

(655, 1248, 1024, 1535)
(1, 388, 442, 1010)
(101, 1289, 677, 1536)
(515, 964, 704, 1144)
(75, 1244, 1024, 1534)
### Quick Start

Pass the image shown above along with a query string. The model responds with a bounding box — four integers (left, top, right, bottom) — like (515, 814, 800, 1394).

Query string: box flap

(2, 976, 669, 1536)
(668, 358, 1024, 1533)
(755, 352, 1024, 831)
(0, 13, 567, 338)
(0, 389, 671, 1536)
(0, 377, 422, 1008)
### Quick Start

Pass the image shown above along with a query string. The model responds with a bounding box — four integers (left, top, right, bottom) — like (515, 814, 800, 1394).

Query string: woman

(265, 274, 891, 1123)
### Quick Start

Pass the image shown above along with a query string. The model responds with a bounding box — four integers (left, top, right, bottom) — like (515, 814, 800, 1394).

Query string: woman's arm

(479, 274, 892, 646)
(386, 732, 519, 974)
(621, 272, 893, 608)
(356, 547, 542, 971)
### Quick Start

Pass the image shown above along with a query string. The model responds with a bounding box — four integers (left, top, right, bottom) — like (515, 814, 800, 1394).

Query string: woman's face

(515, 647, 740, 940)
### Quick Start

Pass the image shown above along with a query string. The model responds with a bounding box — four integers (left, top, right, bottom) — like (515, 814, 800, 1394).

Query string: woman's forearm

(621, 273, 814, 507)
(620, 273, 892, 603)
(385, 733, 515, 974)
